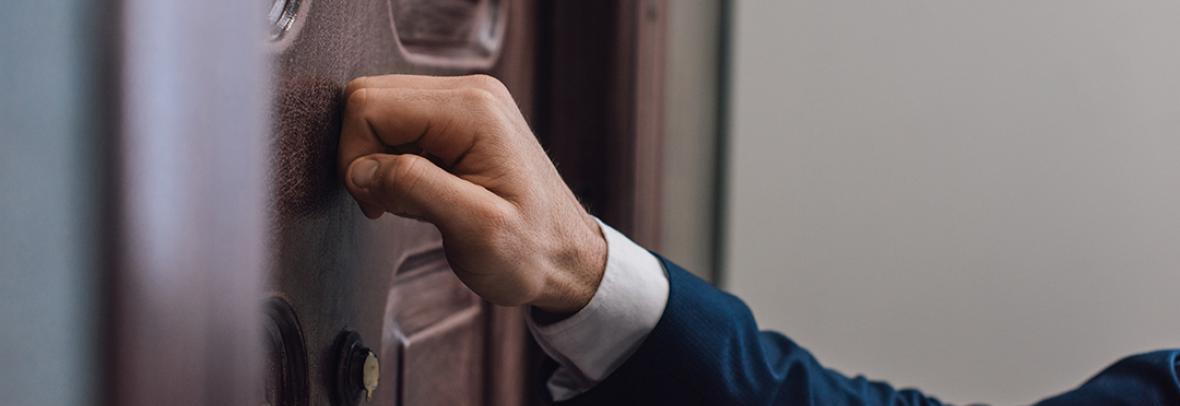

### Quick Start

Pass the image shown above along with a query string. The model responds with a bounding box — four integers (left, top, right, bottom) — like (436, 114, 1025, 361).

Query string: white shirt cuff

(525, 219, 670, 401)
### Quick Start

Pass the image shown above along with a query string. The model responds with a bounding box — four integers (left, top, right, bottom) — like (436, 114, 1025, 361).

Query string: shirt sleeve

(525, 219, 670, 402)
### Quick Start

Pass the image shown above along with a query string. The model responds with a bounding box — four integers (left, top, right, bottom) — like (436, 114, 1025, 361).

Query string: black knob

(332, 330, 379, 405)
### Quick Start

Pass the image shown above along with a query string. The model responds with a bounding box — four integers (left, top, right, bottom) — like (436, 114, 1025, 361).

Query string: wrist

(531, 214, 607, 316)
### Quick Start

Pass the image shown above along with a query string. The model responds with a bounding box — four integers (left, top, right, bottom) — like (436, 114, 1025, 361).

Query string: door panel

(266, 0, 535, 405)
(263, 0, 668, 405)
(37, 0, 668, 405)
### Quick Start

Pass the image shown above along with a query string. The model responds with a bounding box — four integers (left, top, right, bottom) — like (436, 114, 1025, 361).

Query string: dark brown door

(90, 0, 665, 405)
(265, 0, 671, 403)
(263, 1, 667, 405)
(265, 1, 537, 405)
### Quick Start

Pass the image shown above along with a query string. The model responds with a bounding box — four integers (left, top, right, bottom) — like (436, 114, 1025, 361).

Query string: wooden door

(265, 0, 670, 403)
(101, 0, 666, 405)
(263, 1, 668, 405)
(265, 0, 537, 405)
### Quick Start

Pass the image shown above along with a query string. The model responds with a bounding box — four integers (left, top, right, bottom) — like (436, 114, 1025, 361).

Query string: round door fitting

(333, 330, 380, 405)
(263, 297, 310, 406)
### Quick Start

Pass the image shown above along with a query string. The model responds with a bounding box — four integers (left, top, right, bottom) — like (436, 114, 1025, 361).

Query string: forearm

(335, 74, 1180, 406)
(528, 241, 950, 405)
(580, 258, 950, 405)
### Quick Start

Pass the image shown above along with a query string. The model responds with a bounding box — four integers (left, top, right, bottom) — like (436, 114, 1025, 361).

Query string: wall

(661, 0, 723, 279)
(723, 1, 1180, 404)
(0, 1, 101, 404)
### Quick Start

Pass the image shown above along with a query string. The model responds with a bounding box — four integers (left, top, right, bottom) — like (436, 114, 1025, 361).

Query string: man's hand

(338, 74, 606, 315)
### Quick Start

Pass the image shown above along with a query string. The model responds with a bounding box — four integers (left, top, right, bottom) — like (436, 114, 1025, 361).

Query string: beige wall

(723, 1, 1180, 404)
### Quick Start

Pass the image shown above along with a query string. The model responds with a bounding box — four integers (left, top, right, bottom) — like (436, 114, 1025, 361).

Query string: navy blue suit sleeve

(561, 257, 951, 405)
(1034, 350, 1180, 406)
(559, 256, 1180, 406)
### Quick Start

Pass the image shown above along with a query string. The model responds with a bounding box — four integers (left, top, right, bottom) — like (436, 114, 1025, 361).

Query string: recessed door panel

(265, 0, 535, 404)
(80, 0, 664, 405)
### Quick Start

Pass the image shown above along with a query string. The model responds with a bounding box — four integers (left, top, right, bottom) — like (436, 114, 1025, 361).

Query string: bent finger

(345, 153, 507, 230)
(338, 87, 507, 180)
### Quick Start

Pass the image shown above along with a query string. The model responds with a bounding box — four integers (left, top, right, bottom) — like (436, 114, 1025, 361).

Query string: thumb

(345, 153, 503, 228)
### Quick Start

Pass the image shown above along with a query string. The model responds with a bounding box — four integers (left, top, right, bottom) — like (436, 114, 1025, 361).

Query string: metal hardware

(333, 330, 379, 405)
(267, 0, 300, 40)
(263, 297, 310, 406)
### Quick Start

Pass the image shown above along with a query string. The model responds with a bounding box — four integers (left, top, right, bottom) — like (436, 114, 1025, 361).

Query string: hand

(338, 74, 607, 315)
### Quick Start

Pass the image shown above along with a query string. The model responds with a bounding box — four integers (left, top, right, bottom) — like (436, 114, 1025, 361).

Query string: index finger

(344, 74, 516, 108)
(338, 86, 505, 182)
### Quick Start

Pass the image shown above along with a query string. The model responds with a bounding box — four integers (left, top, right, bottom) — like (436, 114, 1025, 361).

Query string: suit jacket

(561, 256, 1180, 405)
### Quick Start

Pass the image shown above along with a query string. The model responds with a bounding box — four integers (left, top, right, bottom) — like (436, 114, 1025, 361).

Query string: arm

(334, 74, 946, 404)
(1034, 351, 1180, 406)
(556, 252, 952, 406)
(337, 74, 1180, 406)
(549, 250, 1180, 406)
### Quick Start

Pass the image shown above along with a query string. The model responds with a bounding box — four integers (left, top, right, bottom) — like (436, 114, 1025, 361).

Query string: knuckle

(457, 87, 499, 110)
(382, 155, 427, 192)
(345, 87, 370, 114)
(344, 76, 369, 97)
(466, 74, 509, 96)
(477, 202, 522, 246)
(480, 202, 515, 229)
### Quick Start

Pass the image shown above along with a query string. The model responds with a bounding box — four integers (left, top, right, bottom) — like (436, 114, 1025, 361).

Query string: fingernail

(351, 159, 380, 188)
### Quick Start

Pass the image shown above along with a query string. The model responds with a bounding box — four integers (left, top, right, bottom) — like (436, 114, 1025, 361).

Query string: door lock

(332, 330, 379, 405)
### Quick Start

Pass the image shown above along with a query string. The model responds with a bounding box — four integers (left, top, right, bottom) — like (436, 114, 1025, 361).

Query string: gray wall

(1, 1, 101, 404)
(723, 1, 1180, 404)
